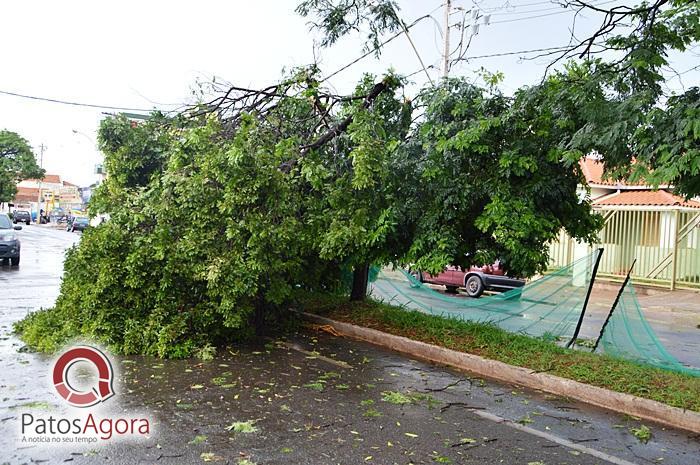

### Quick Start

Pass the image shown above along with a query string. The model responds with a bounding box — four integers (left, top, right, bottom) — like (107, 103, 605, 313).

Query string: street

(1, 227, 699, 464)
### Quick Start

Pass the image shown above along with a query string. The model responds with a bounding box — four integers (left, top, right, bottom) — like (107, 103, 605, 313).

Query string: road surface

(1, 226, 698, 464)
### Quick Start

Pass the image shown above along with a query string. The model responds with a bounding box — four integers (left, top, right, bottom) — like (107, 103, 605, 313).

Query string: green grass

(301, 293, 700, 412)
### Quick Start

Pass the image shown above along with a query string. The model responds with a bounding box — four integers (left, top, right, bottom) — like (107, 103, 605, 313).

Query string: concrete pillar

(573, 240, 590, 287)
(659, 211, 677, 249)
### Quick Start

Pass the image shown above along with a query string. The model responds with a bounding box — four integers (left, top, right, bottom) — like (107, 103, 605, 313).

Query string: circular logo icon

(52, 346, 115, 407)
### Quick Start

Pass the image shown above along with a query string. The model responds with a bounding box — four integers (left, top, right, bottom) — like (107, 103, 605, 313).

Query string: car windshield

(0, 215, 11, 229)
(76, 218, 89, 224)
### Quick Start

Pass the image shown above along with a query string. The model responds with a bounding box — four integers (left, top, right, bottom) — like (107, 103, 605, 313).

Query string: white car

(0, 213, 22, 266)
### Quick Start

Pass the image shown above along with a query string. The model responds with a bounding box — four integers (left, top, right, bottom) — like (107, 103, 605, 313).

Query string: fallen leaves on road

(226, 420, 258, 433)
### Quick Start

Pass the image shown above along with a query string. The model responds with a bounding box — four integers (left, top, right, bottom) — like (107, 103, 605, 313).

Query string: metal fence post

(591, 259, 636, 353)
(566, 247, 604, 349)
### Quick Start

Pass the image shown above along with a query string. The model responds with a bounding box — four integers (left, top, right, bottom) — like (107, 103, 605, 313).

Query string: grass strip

(301, 293, 700, 412)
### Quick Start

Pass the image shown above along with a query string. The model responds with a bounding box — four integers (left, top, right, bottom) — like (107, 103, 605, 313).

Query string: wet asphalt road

(1, 226, 699, 465)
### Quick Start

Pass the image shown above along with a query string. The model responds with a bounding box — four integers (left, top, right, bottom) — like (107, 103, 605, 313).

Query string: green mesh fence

(368, 249, 700, 377)
(369, 250, 601, 340)
(340, 266, 380, 292)
(597, 280, 700, 377)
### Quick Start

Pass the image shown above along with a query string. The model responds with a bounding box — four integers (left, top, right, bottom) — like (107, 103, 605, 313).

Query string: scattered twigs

(421, 378, 470, 392)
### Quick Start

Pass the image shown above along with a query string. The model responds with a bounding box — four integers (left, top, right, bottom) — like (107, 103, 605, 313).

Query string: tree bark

(350, 263, 370, 301)
(253, 297, 265, 337)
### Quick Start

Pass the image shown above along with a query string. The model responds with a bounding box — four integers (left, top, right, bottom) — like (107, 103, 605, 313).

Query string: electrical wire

(403, 45, 575, 79)
(455, 44, 573, 60)
(490, 0, 617, 24)
(400, 44, 575, 85)
(480, 0, 585, 12)
(0, 89, 158, 112)
(321, 3, 446, 83)
(490, 0, 606, 17)
(678, 64, 700, 75)
(0, 2, 635, 111)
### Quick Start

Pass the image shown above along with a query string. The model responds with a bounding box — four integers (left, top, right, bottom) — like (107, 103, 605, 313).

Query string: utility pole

(442, 0, 452, 78)
(36, 143, 46, 223)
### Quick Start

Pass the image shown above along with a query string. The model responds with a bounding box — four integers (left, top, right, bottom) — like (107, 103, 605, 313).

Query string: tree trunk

(253, 297, 265, 337)
(350, 263, 370, 301)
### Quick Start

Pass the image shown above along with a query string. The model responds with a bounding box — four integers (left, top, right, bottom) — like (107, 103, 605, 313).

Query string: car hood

(0, 230, 19, 241)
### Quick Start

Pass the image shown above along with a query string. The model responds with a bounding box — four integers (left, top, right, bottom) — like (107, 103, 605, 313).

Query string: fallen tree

(17, 0, 698, 358)
(14, 69, 604, 357)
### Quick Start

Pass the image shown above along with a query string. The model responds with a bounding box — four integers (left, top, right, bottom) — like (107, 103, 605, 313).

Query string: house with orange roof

(12, 174, 83, 220)
(549, 156, 700, 290)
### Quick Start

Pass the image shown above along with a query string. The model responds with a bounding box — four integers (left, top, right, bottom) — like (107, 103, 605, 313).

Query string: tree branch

(280, 80, 389, 173)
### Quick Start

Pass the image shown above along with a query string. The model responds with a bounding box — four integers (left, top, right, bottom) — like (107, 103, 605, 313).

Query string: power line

(481, 0, 608, 13)
(321, 4, 446, 83)
(490, 0, 607, 17)
(456, 44, 572, 60)
(481, 0, 573, 11)
(321, 29, 408, 82)
(678, 64, 700, 75)
(491, 8, 580, 23)
(402, 44, 576, 81)
(490, 0, 617, 24)
(0, 89, 158, 112)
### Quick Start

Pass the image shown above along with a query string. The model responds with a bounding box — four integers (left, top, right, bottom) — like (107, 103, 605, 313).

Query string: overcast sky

(1, 0, 696, 186)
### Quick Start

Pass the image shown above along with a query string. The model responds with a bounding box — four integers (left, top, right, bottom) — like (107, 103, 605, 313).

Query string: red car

(411, 261, 525, 297)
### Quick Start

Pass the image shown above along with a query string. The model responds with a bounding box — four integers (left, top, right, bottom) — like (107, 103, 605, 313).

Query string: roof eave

(586, 182, 672, 190)
(593, 205, 700, 212)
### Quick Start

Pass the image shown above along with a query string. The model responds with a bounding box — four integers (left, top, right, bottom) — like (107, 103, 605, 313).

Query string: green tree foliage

(307, 75, 414, 268)
(296, 0, 401, 54)
(0, 130, 44, 203)
(15, 74, 411, 356)
(632, 88, 700, 196)
(403, 77, 603, 276)
(548, 0, 700, 195)
(15, 67, 605, 356)
(301, 0, 700, 196)
(98, 115, 170, 189)
(14, 0, 698, 359)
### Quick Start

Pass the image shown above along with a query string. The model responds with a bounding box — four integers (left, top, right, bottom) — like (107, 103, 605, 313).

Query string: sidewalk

(585, 286, 700, 368)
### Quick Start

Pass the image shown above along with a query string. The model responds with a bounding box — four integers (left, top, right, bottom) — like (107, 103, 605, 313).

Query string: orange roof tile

(24, 174, 62, 184)
(580, 157, 606, 184)
(593, 190, 700, 209)
(579, 157, 654, 188)
(13, 186, 39, 203)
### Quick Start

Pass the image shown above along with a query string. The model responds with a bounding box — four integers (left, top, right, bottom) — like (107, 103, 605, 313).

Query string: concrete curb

(301, 312, 700, 434)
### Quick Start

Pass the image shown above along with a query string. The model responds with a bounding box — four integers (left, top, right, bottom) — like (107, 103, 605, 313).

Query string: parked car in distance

(12, 210, 31, 225)
(50, 208, 69, 224)
(0, 213, 22, 266)
(411, 261, 525, 298)
(67, 217, 89, 232)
